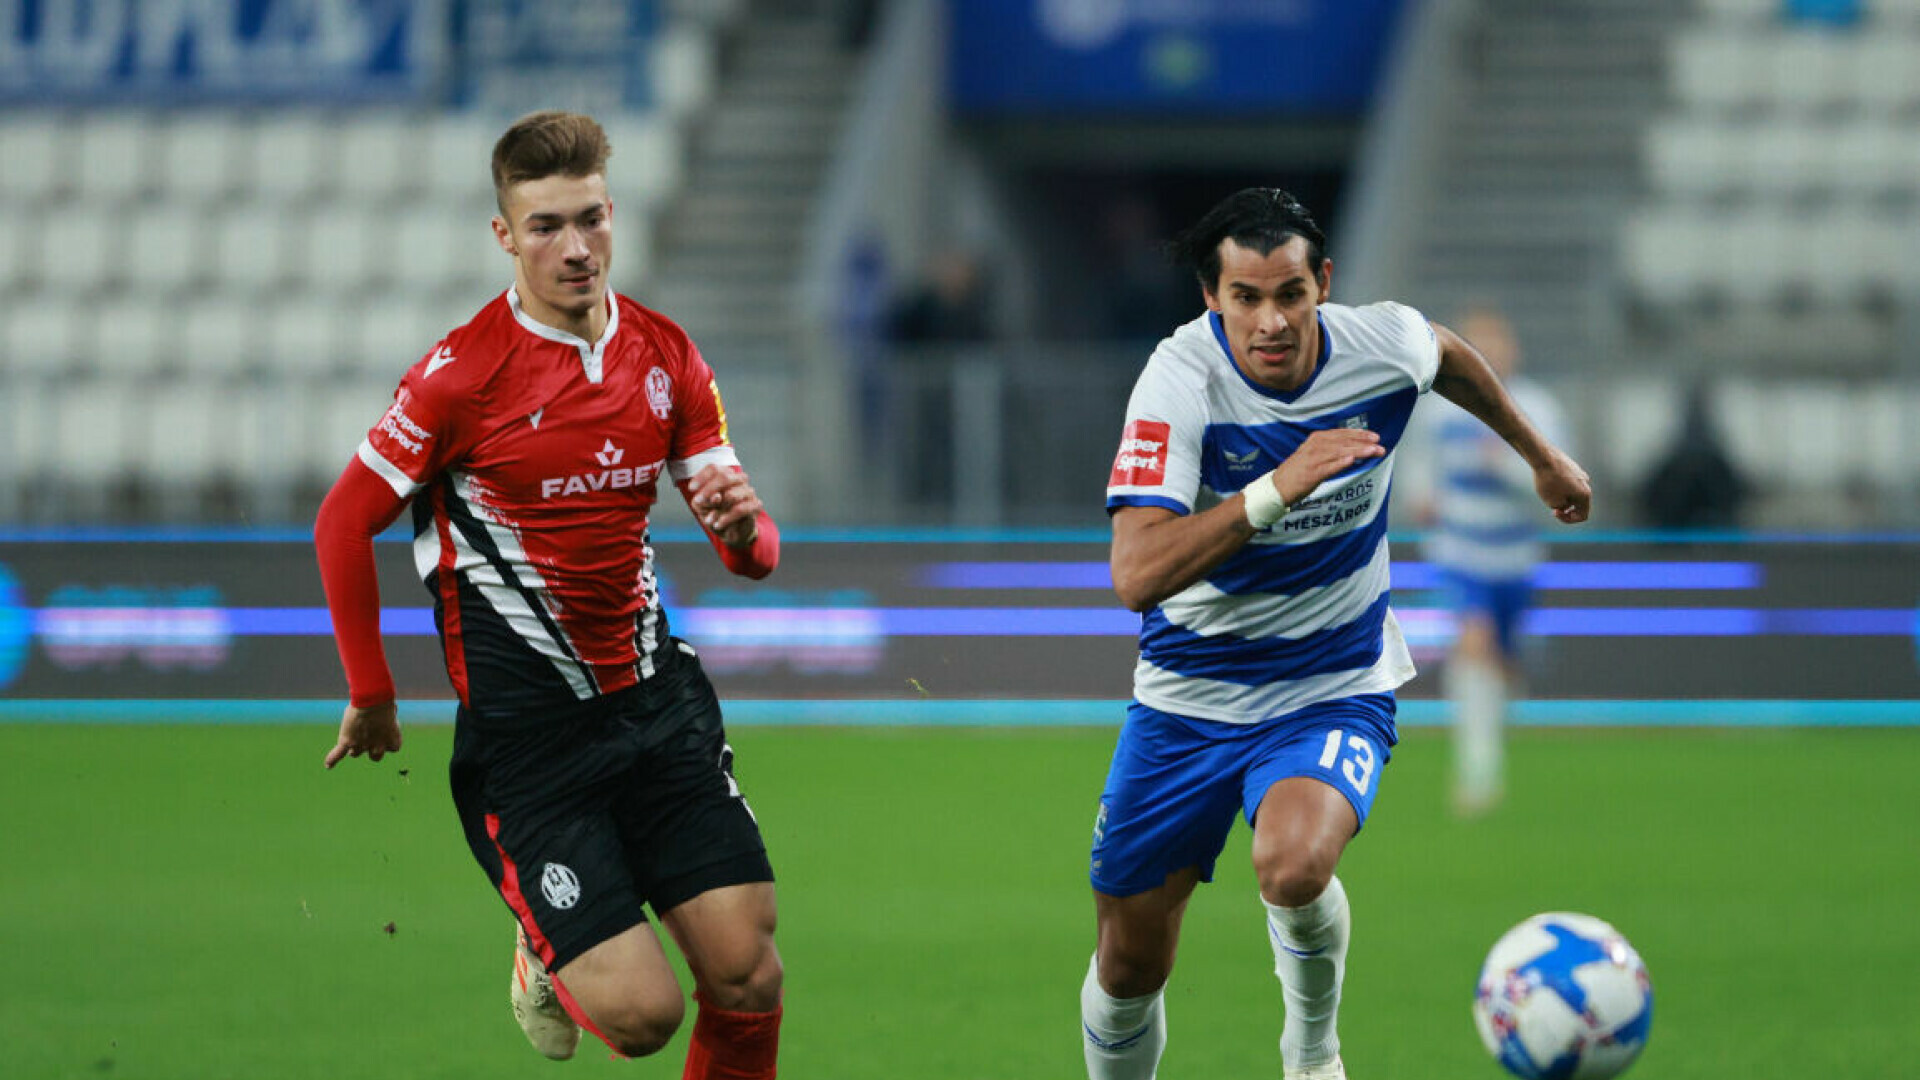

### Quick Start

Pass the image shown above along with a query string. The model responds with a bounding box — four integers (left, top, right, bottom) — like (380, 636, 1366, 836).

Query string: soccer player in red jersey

(315, 111, 783, 1076)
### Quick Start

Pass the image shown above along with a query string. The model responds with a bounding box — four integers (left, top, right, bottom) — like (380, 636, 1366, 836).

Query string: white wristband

(1242, 470, 1290, 529)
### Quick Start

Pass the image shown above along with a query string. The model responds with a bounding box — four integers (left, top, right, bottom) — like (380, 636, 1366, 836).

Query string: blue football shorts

(1443, 571, 1534, 657)
(1089, 694, 1398, 897)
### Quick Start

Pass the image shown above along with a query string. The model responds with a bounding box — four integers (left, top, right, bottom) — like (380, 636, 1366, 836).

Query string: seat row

(1645, 114, 1920, 198)
(1670, 26, 1920, 113)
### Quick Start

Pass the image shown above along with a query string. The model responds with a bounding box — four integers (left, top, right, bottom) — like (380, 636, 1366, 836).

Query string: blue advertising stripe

(1, 699, 1917, 727)
(19, 605, 1916, 639)
(1, 526, 1916, 545)
(920, 560, 1766, 591)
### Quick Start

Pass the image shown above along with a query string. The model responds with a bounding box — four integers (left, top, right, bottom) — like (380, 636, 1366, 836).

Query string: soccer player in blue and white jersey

(1421, 307, 1570, 816)
(1080, 189, 1590, 1080)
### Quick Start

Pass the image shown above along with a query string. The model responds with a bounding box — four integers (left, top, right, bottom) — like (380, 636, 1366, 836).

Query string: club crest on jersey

(646, 367, 673, 420)
(1110, 419, 1171, 488)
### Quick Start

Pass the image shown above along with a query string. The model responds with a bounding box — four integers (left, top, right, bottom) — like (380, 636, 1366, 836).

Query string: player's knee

(1095, 941, 1173, 998)
(598, 995, 686, 1058)
(1256, 852, 1336, 909)
(700, 942, 784, 1013)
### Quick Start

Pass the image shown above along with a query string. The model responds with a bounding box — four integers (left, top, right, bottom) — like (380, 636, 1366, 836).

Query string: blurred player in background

(1087, 188, 1589, 1080)
(1421, 306, 1570, 817)
(315, 111, 785, 1076)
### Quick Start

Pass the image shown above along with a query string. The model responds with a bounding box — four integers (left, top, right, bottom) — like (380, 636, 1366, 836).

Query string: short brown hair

(490, 110, 611, 210)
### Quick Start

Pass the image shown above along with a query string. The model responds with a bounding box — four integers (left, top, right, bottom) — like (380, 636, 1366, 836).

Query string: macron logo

(424, 344, 457, 377)
(594, 439, 624, 467)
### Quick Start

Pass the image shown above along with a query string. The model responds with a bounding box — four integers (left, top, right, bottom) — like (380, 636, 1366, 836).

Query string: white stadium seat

(0, 113, 70, 204)
(37, 211, 121, 293)
(51, 380, 144, 487)
(420, 115, 499, 203)
(335, 113, 419, 203)
(93, 295, 179, 379)
(298, 204, 392, 294)
(126, 205, 204, 295)
(1, 300, 89, 380)
(346, 297, 442, 380)
(73, 112, 156, 203)
(262, 297, 347, 379)
(248, 113, 339, 204)
(158, 113, 250, 204)
(1670, 31, 1769, 112)
(212, 205, 299, 295)
(178, 297, 262, 380)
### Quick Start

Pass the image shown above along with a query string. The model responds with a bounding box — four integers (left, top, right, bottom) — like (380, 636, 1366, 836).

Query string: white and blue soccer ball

(1472, 912, 1653, 1080)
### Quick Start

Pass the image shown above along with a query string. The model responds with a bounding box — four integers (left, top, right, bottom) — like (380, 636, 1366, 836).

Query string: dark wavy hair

(1168, 187, 1328, 292)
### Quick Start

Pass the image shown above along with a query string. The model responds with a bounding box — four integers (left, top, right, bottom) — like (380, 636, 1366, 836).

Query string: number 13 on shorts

(1317, 728, 1377, 797)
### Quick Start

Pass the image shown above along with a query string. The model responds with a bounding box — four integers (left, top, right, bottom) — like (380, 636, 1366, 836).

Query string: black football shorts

(450, 640, 773, 971)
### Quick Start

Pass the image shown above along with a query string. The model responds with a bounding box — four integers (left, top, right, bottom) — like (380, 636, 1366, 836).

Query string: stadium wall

(0, 531, 1914, 726)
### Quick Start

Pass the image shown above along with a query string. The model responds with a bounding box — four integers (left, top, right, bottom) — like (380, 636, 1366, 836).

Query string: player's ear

(1316, 256, 1333, 304)
(1201, 282, 1222, 314)
(491, 215, 517, 258)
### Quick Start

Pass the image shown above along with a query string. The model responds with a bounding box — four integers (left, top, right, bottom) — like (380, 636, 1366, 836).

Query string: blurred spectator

(886, 249, 993, 345)
(1421, 306, 1569, 816)
(1637, 382, 1752, 530)
(1100, 192, 1190, 344)
(883, 250, 998, 512)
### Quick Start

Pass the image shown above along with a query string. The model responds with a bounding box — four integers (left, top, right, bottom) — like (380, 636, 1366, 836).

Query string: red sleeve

(711, 511, 780, 579)
(314, 457, 411, 707)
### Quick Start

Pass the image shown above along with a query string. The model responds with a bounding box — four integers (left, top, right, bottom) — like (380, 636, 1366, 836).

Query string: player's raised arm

(682, 463, 780, 579)
(1429, 322, 1591, 524)
(314, 456, 411, 767)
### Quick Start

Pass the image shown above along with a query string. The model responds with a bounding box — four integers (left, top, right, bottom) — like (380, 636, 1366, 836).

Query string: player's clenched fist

(1273, 428, 1386, 504)
(687, 464, 763, 547)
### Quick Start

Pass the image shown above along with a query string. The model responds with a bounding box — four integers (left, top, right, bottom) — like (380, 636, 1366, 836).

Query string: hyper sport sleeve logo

(1109, 419, 1171, 488)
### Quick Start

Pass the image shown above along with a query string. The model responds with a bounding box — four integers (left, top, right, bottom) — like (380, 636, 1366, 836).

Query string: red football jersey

(359, 288, 738, 715)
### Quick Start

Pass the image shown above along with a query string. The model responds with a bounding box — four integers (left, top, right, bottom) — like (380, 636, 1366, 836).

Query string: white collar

(507, 286, 619, 384)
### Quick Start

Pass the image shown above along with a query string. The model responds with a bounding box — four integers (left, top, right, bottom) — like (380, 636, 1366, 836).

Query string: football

(1472, 912, 1653, 1080)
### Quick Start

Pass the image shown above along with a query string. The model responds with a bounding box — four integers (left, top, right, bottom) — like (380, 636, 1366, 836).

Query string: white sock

(1448, 658, 1507, 807)
(1264, 875, 1349, 1070)
(1081, 954, 1166, 1080)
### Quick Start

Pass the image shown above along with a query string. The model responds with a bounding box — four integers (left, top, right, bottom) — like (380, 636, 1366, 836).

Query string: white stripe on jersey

(1133, 609, 1416, 723)
(1162, 535, 1392, 641)
(445, 469, 597, 699)
(358, 438, 422, 499)
(668, 444, 741, 482)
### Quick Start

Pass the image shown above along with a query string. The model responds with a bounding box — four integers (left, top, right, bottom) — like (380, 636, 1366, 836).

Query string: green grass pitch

(4, 718, 1917, 1078)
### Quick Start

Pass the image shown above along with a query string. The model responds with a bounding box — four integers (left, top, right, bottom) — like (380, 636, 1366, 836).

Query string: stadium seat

(212, 205, 298, 295)
(420, 115, 499, 203)
(0, 300, 89, 381)
(1670, 30, 1770, 112)
(1599, 379, 1684, 493)
(93, 296, 179, 380)
(650, 24, 719, 123)
(1643, 117, 1744, 200)
(50, 380, 144, 490)
(158, 113, 249, 204)
(126, 205, 204, 295)
(335, 113, 420, 203)
(303, 383, 391, 487)
(72, 112, 156, 204)
(0, 113, 69, 204)
(604, 114, 684, 212)
(394, 204, 503, 295)
(262, 297, 348, 380)
(1848, 34, 1920, 112)
(298, 204, 393, 295)
(346, 297, 442, 380)
(178, 297, 262, 380)
(37, 210, 122, 293)
(1768, 30, 1855, 113)
(248, 113, 339, 204)
(1621, 209, 1717, 304)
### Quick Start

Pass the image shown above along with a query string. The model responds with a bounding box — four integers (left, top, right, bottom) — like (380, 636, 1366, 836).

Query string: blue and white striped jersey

(1106, 302, 1441, 725)
(1427, 377, 1566, 583)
